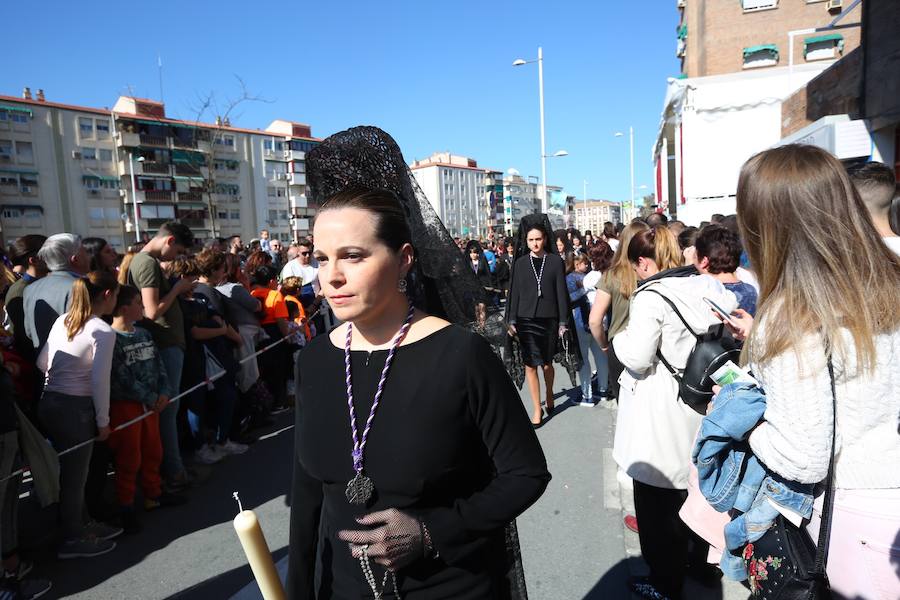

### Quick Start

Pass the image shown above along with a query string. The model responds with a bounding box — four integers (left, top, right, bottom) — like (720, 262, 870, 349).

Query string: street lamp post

(514, 47, 553, 213)
(128, 152, 145, 242)
(614, 127, 635, 221)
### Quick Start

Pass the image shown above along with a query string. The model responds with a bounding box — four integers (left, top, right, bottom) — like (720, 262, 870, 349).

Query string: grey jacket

(23, 271, 81, 352)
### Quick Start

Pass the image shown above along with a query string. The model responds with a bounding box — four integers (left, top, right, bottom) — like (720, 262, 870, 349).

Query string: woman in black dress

(505, 218, 569, 427)
(464, 240, 495, 303)
(288, 128, 550, 600)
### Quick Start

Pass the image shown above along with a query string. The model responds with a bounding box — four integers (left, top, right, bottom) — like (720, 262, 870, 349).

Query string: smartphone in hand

(703, 296, 738, 327)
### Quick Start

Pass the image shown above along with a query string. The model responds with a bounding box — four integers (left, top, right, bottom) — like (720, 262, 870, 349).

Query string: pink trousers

(806, 488, 900, 600)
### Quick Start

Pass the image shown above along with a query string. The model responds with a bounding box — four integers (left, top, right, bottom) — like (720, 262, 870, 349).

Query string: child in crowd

(109, 286, 185, 534)
(250, 265, 291, 413)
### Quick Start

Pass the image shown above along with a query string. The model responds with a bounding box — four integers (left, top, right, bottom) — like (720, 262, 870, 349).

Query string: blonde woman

(613, 225, 735, 599)
(727, 145, 900, 600)
(588, 221, 648, 400)
(37, 271, 122, 559)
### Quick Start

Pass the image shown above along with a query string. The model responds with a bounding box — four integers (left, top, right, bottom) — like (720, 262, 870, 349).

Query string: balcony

(263, 149, 287, 161)
(178, 191, 205, 203)
(140, 134, 168, 147)
(115, 131, 140, 147)
(134, 190, 174, 203)
(289, 195, 307, 210)
(174, 163, 209, 178)
(119, 159, 171, 176)
(288, 150, 305, 161)
(289, 173, 306, 186)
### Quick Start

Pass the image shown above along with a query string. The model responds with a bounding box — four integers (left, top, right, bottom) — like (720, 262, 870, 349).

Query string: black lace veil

(305, 126, 486, 325)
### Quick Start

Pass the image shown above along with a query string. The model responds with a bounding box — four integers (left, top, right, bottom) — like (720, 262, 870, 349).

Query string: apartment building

(410, 152, 495, 239)
(572, 200, 623, 235)
(0, 90, 318, 249)
(656, 0, 863, 224)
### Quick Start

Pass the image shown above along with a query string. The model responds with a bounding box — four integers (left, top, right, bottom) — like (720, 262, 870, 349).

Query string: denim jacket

(693, 383, 814, 581)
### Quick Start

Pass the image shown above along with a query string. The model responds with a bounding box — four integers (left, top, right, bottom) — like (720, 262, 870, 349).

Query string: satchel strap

(639, 287, 696, 380)
(812, 357, 837, 577)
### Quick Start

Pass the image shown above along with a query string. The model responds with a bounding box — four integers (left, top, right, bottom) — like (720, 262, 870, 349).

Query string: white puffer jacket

(612, 273, 737, 489)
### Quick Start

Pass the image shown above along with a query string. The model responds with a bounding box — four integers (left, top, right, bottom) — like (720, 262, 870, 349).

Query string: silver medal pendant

(346, 471, 374, 505)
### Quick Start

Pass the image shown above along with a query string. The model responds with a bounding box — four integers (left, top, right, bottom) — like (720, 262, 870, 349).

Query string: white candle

(232, 494, 286, 600)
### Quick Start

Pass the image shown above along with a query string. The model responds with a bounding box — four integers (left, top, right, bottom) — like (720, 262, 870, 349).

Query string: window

(140, 204, 176, 219)
(10, 113, 28, 124)
(215, 183, 239, 195)
(743, 44, 779, 69)
(100, 179, 120, 190)
(215, 134, 235, 147)
(804, 34, 844, 61)
(89, 207, 104, 220)
(105, 207, 119, 220)
(15, 141, 33, 163)
(0, 139, 11, 160)
(83, 176, 100, 189)
(742, 0, 777, 10)
(268, 209, 278, 222)
(218, 210, 228, 220)
(267, 186, 277, 197)
(81, 146, 96, 161)
(279, 210, 289, 221)
(98, 148, 113, 162)
(276, 188, 286, 198)
(2, 208, 22, 219)
(230, 210, 240, 220)
(96, 119, 110, 139)
(79, 117, 94, 138)
(0, 112, 6, 123)
(0, 175, 16, 186)
(291, 161, 306, 174)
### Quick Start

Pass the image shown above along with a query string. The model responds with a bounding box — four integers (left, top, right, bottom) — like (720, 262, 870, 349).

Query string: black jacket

(506, 253, 569, 323)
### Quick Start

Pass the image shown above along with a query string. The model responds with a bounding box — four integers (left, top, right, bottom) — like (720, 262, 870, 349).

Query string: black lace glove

(337, 508, 425, 570)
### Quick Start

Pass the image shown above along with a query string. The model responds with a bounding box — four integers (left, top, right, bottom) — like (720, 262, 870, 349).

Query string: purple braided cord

(345, 303, 415, 474)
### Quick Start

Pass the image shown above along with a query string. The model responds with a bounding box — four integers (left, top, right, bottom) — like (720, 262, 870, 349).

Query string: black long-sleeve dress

(288, 324, 551, 599)
(505, 253, 569, 367)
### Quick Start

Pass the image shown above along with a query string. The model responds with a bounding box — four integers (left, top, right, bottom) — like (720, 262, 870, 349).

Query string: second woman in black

(506, 220, 569, 427)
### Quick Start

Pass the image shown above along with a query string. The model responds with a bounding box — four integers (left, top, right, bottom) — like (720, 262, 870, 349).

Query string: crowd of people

(0, 141, 898, 599)
(0, 224, 330, 598)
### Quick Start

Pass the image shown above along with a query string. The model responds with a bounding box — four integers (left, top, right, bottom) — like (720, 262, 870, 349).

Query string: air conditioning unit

(826, 0, 841, 13)
(276, 173, 289, 181)
(72, 150, 82, 159)
(283, 150, 292, 160)
(20, 186, 32, 193)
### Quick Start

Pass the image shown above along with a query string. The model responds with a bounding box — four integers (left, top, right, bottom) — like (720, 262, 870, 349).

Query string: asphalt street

(21, 362, 748, 599)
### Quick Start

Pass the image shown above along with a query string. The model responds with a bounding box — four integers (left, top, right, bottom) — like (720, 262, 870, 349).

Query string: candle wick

(232, 491, 243, 513)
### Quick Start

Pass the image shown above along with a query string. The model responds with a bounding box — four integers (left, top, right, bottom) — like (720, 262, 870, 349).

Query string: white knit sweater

(748, 327, 900, 489)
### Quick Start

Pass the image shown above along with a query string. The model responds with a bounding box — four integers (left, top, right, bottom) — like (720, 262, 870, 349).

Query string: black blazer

(506, 253, 569, 323)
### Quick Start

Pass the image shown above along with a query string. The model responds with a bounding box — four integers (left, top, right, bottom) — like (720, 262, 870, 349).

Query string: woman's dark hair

(553, 229, 571, 253)
(8, 234, 47, 268)
(465, 240, 484, 255)
(319, 188, 412, 253)
(252, 265, 278, 287)
(694, 224, 742, 274)
(113, 285, 141, 314)
(82, 237, 110, 272)
(244, 250, 272, 279)
(588, 241, 615, 273)
(677, 226, 700, 251)
(602, 222, 617, 240)
(223, 253, 242, 283)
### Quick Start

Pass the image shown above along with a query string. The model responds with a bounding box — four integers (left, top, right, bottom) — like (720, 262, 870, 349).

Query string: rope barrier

(0, 323, 305, 484)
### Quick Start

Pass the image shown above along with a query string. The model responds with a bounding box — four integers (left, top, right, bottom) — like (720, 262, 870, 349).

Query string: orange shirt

(250, 287, 288, 325)
(284, 294, 311, 340)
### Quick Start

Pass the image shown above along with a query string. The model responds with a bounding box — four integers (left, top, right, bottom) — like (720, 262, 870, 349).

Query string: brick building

(653, 0, 864, 225)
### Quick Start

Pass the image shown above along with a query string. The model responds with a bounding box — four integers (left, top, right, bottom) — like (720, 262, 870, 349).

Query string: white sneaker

(579, 396, 595, 407)
(217, 440, 249, 455)
(194, 444, 225, 465)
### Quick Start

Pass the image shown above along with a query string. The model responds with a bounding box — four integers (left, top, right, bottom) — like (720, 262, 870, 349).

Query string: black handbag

(740, 358, 836, 599)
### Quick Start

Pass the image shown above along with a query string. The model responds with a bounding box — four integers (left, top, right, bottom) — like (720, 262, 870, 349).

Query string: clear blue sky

(5, 0, 680, 205)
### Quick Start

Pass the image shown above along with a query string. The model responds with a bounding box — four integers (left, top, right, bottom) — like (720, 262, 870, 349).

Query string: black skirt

(516, 317, 558, 367)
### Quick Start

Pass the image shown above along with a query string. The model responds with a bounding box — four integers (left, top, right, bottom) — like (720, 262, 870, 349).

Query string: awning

(804, 33, 844, 56)
(82, 174, 120, 183)
(0, 105, 33, 116)
(677, 24, 688, 40)
(0, 167, 39, 175)
(742, 44, 779, 59)
(127, 119, 170, 128)
(0, 204, 43, 213)
(173, 175, 205, 183)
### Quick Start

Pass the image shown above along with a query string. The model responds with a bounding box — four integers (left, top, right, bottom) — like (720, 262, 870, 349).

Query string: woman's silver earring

(398, 278, 408, 293)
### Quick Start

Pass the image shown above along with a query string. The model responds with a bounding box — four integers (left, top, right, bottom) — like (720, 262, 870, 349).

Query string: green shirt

(597, 271, 631, 340)
(127, 252, 185, 350)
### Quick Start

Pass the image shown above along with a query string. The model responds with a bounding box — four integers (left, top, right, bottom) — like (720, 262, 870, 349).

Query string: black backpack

(637, 286, 742, 415)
